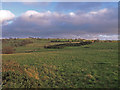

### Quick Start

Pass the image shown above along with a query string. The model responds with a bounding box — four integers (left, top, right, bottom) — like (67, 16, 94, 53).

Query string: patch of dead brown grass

(24, 66, 39, 80)
(2, 60, 23, 73)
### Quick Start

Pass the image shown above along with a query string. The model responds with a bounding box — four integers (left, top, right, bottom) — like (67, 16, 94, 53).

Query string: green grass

(2, 39, 119, 88)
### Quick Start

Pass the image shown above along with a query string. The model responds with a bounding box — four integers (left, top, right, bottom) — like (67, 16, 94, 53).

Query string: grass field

(2, 38, 119, 88)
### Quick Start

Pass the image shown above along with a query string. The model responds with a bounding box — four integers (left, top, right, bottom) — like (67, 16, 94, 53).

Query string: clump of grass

(24, 65, 39, 80)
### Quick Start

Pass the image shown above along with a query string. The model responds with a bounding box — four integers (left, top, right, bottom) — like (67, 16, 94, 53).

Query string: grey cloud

(2, 7, 118, 40)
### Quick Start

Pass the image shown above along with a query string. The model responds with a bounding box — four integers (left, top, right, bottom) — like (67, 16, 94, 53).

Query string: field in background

(2, 38, 119, 88)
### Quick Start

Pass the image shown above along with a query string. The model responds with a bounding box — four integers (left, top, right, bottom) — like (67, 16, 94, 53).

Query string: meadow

(2, 38, 119, 88)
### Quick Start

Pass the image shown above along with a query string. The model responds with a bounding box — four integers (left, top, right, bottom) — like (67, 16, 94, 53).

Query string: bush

(44, 41, 92, 49)
(2, 46, 15, 54)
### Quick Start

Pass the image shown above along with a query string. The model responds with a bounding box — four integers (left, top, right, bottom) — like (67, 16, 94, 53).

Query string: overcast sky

(1, 2, 118, 40)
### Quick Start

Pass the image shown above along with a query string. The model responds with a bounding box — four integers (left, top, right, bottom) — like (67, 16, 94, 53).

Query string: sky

(0, 2, 118, 40)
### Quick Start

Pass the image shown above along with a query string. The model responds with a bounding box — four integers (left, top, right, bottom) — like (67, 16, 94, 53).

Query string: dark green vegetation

(44, 41, 92, 49)
(2, 38, 119, 88)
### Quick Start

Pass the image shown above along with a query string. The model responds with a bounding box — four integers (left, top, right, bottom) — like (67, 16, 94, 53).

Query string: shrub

(2, 46, 15, 54)
(44, 41, 92, 49)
